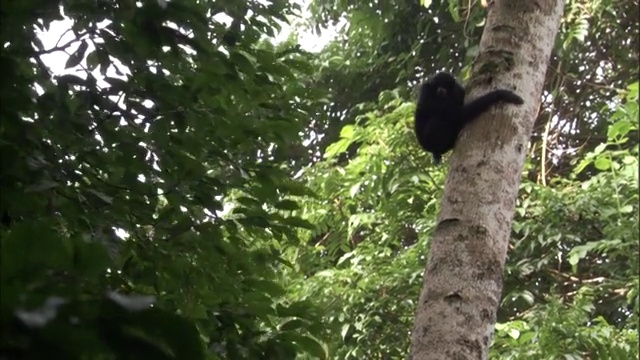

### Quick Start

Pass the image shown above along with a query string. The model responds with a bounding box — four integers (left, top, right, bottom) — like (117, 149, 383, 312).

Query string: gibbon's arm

(459, 89, 524, 127)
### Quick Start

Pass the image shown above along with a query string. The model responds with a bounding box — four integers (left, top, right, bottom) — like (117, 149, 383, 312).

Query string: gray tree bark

(409, 1, 565, 359)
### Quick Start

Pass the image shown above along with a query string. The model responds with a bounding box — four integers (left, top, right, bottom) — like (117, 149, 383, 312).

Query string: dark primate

(414, 72, 524, 164)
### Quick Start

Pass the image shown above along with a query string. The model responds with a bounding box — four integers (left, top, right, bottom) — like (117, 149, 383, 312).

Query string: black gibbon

(414, 72, 524, 164)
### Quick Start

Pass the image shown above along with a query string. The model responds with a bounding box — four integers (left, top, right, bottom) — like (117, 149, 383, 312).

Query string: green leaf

(25, 180, 59, 192)
(15, 296, 67, 328)
(341, 324, 353, 340)
(279, 318, 307, 331)
(447, 0, 461, 22)
(275, 300, 315, 318)
(324, 138, 351, 159)
(568, 242, 599, 266)
(230, 49, 257, 76)
(87, 189, 114, 204)
(243, 278, 286, 297)
(518, 331, 536, 343)
(127, 307, 205, 360)
(72, 235, 113, 277)
(619, 204, 634, 213)
(107, 292, 156, 312)
(274, 199, 300, 211)
(340, 125, 355, 139)
(519, 291, 535, 305)
(282, 333, 327, 359)
(0, 221, 73, 279)
(349, 183, 361, 198)
(282, 216, 315, 230)
(86, 49, 99, 71)
(608, 119, 633, 139)
(593, 143, 607, 155)
(65, 40, 89, 69)
(508, 328, 520, 339)
(594, 156, 611, 170)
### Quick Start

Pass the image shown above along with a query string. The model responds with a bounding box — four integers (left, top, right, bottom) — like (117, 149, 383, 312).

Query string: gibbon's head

(422, 72, 465, 108)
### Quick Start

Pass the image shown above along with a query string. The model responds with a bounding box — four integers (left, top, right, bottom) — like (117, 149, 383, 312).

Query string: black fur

(414, 72, 524, 164)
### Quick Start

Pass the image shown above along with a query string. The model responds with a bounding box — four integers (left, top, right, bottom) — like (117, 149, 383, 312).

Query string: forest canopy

(0, 0, 637, 359)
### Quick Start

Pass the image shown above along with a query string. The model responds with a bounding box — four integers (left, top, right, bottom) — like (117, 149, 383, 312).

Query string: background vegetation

(0, 0, 637, 359)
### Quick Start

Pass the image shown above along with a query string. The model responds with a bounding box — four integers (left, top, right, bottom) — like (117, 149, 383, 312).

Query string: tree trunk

(409, 2, 565, 360)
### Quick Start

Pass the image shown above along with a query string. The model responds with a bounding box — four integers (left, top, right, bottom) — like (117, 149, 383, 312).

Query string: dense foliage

(1, 1, 326, 358)
(1, 0, 637, 359)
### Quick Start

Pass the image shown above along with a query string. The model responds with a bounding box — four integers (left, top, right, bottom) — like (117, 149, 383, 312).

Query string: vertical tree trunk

(409, 2, 565, 360)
